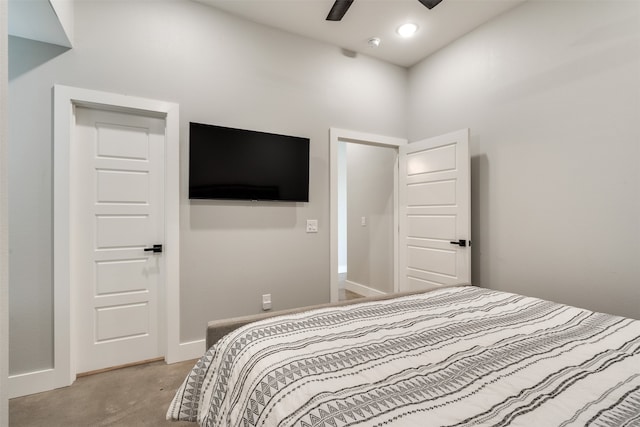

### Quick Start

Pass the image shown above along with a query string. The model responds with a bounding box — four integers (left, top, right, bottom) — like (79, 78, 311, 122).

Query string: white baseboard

(344, 280, 387, 297)
(8, 368, 57, 399)
(167, 339, 206, 364)
(10, 339, 206, 398)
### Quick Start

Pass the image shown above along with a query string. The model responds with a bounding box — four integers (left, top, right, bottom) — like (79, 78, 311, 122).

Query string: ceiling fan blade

(418, 0, 443, 9)
(326, 0, 354, 21)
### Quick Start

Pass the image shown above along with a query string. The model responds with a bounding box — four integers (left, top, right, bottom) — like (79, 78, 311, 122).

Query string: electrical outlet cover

(262, 294, 272, 310)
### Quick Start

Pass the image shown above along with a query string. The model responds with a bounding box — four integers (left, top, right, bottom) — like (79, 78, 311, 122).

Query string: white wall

(408, 0, 640, 319)
(8, 0, 407, 375)
(346, 143, 396, 294)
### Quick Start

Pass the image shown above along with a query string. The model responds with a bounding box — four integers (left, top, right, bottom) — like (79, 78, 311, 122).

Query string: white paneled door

(399, 129, 470, 292)
(74, 107, 165, 373)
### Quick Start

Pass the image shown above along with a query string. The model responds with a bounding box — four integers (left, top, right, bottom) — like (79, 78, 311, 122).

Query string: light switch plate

(306, 219, 318, 233)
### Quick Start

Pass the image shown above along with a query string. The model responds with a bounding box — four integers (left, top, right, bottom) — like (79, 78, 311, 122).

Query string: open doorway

(329, 129, 407, 303)
(338, 142, 397, 300)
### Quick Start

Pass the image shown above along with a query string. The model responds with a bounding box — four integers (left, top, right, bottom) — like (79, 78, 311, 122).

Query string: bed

(167, 285, 640, 426)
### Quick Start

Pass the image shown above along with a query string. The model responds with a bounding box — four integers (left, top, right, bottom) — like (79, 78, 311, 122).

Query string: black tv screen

(189, 122, 310, 202)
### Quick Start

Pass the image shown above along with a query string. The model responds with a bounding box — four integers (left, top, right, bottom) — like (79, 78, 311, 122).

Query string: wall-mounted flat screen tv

(189, 122, 310, 202)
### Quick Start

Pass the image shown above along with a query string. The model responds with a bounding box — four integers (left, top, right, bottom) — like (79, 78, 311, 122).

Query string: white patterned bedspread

(167, 286, 640, 426)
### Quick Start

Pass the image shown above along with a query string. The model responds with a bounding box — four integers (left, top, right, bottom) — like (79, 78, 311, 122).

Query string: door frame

(52, 86, 180, 389)
(329, 128, 407, 302)
(1, 0, 8, 418)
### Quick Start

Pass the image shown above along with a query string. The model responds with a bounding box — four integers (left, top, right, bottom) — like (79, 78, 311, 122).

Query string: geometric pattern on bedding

(167, 286, 640, 426)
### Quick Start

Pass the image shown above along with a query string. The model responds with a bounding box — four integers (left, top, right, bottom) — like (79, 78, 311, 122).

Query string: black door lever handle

(449, 240, 467, 247)
(144, 244, 163, 253)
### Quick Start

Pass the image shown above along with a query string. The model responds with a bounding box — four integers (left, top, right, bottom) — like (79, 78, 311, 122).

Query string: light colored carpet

(10, 359, 197, 426)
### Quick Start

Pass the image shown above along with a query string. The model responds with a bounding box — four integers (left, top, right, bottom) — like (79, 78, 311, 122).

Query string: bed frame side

(206, 286, 464, 349)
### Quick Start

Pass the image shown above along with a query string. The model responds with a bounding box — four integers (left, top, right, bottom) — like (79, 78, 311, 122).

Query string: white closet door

(74, 107, 165, 373)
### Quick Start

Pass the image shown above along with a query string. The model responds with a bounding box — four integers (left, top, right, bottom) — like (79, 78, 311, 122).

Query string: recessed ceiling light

(397, 23, 418, 38)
